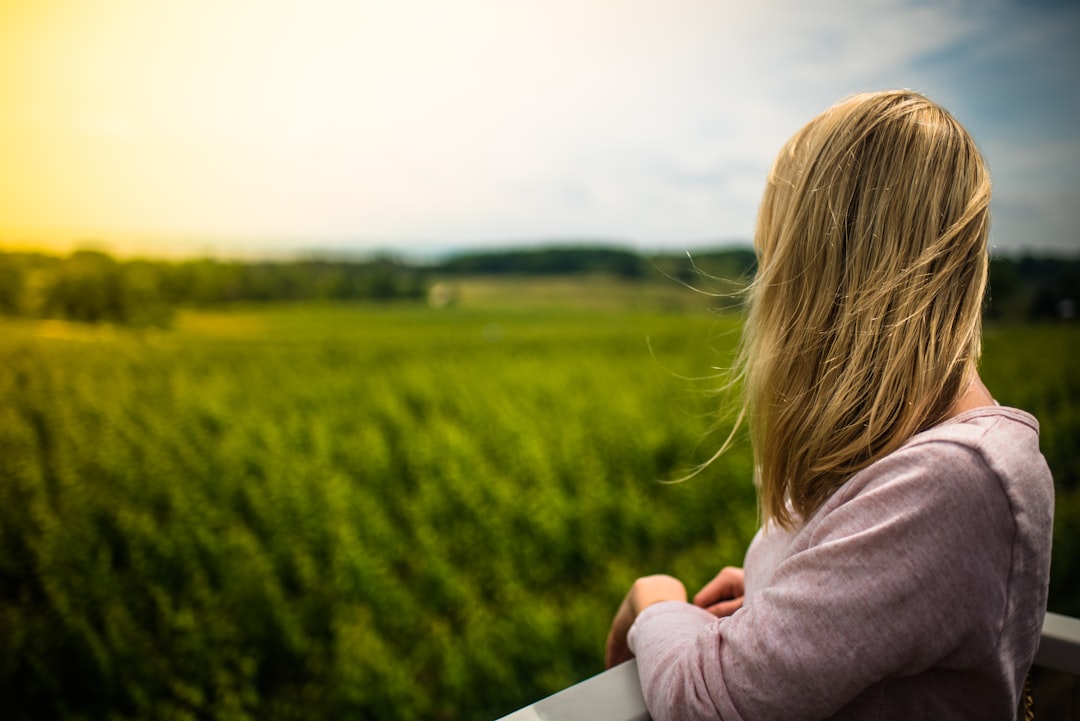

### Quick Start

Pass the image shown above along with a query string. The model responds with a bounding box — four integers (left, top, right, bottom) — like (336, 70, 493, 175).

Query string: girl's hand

(605, 574, 687, 668)
(693, 566, 745, 617)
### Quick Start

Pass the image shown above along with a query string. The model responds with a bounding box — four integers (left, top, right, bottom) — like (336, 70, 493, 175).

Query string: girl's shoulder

(813, 405, 1051, 529)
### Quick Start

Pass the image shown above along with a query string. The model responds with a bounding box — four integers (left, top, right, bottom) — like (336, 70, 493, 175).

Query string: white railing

(497, 611, 1080, 721)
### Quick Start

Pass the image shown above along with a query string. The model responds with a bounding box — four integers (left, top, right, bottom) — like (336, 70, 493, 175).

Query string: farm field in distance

(1, 276, 1076, 720)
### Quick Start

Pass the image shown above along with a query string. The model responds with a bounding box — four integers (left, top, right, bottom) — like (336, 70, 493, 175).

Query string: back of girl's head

(744, 90, 991, 528)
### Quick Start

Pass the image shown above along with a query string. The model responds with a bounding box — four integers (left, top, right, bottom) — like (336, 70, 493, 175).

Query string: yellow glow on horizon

(3, 0, 648, 252)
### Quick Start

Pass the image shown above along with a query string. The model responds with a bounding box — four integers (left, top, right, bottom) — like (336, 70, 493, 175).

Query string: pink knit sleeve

(627, 602, 741, 720)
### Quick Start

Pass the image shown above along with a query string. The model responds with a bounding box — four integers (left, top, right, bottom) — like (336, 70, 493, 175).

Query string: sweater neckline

(933, 404, 1038, 432)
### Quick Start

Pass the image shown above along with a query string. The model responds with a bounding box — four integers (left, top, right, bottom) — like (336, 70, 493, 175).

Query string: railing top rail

(497, 660, 646, 721)
(1036, 610, 1080, 675)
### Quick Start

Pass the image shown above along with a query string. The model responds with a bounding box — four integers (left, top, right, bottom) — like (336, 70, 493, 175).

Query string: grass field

(0, 278, 1076, 720)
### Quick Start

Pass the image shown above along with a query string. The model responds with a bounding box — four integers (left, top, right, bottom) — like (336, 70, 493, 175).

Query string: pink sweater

(627, 407, 1054, 720)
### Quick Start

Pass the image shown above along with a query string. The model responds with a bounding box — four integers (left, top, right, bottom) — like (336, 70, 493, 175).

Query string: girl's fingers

(705, 596, 744, 618)
(693, 566, 745, 608)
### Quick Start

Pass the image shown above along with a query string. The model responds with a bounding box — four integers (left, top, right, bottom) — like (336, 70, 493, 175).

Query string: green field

(1, 281, 1076, 720)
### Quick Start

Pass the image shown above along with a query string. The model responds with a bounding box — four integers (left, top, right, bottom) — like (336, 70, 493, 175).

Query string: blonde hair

(741, 90, 990, 529)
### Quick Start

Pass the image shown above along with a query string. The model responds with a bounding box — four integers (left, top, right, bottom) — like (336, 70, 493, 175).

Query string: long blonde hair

(742, 90, 990, 528)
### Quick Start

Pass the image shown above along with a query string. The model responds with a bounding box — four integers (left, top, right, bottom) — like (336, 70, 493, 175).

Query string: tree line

(0, 245, 1074, 327)
(0, 250, 429, 327)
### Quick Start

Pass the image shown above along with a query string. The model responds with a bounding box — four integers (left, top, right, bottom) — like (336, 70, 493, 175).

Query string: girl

(606, 90, 1054, 720)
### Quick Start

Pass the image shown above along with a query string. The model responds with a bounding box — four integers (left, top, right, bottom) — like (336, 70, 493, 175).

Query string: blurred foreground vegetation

(2, 295, 756, 720)
(0, 250, 1076, 719)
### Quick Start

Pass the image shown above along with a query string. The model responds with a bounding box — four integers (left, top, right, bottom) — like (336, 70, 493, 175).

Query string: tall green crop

(0, 306, 754, 720)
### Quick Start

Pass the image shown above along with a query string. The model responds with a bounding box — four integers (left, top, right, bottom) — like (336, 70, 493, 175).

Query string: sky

(1, 0, 1078, 259)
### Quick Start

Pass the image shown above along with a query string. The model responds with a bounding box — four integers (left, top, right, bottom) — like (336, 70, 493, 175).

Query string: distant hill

(435, 244, 757, 283)
(436, 245, 649, 278)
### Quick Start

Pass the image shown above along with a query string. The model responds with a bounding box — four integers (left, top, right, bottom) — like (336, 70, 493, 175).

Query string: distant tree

(1012, 255, 1080, 321)
(39, 251, 173, 327)
(986, 258, 1019, 319)
(42, 250, 122, 323)
(0, 253, 26, 314)
(1029, 287, 1062, 320)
